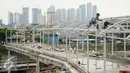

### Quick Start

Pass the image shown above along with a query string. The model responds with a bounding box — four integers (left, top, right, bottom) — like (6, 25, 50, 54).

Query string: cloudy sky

(0, 0, 130, 24)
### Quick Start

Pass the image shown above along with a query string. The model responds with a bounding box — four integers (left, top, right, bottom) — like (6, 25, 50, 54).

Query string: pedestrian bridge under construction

(4, 16, 130, 73)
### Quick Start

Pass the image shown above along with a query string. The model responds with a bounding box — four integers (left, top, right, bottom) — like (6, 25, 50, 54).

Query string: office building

(92, 5, 97, 17)
(55, 9, 61, 21)
(87, 3, 92, 21)
(67, 8, 75, 21)
(21, 7, 29, 25)
(8, 11, 14, 27)
(76, 8, 82, 22)
(47, 5, 55, 24)
(79, 4, 86, 22)
(14, 12, 21, 25)
(32, 8, 41, 24)
(61, 8, 66, 22)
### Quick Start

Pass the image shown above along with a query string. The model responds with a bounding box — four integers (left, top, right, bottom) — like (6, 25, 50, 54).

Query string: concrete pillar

(33, 30, 35, 43)
(36, 61, 40, 73)
(87, 32, 89, 71)
(124, 33, 126, 58)
(103, 34, 106, 73)
(8, 50, 10, 73)
(112, 33, 114, 55)
(40, 30, 42, 44)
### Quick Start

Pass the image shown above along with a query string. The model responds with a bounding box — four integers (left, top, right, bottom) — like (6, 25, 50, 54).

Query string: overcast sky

(0, 0, 130, 24)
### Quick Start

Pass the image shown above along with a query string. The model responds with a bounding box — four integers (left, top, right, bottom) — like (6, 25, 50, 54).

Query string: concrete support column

(33, 30, 35, 43)
(95, 32, 98, 69)
(87, 32, 89, 71)
(53, 31, 55, 51)
(103, 34, 106, 73)
(124, 33, 126, 58)
(8, 50, 11, 73)
(82, 34, 84, 64)
(24, 30, 25, 45)
(68, 36, 71, 60)
(112, 33, 114, 55)
(48, 33, 49, 44)
(76, 35, 79, 63)
(10, 29, 12, 44)
(65, 32, 68, 60)
(40, 30, 41, 44)
(17, 30, 18, 44)
(36, 61, 40, 73)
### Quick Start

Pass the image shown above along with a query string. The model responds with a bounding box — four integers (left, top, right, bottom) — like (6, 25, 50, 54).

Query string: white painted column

(42, 31, 44, 46)
(124, 33, 126, 58)
(17, 30, 18, 44)
(65, 31, 68, 60)
(76, 35, 79, 63)
(33, 30, 35, 43)
(87, 32, 89, 71)
(10, 29, 12, 44)
(8, 50, 10, 73)
(53, 31, 55, 51)
(82, 34, 84, 64)
(103, 34, 106, 73)
(68, 36, 71, 60)
(36, 61, 40, 73)
(40, 30, 41, 44)
(112, 33, 114, 55)
(48, 33, 49, 44)
(24, 30, 25, 45)
(95, 32, 98, 69)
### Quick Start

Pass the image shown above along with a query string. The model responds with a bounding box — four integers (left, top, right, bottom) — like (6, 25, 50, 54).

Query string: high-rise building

(55, 9, 61, 22)
(47, 5, 55, 24)
(14, 12, 21, 25)
(79, 4, 86, 22)
(48, 5, 55, 12)
(8, 11, 14, 27)
(21, 7, 29, 25)
(76, 8, 82, 22)
(32, 8, 41, 24)
(39, 14, 45, 24)
(87, 3, 92, 21)
(61, 8, 66, 22)
(67, 8, 75, 21)
(92, 5, 97, 17)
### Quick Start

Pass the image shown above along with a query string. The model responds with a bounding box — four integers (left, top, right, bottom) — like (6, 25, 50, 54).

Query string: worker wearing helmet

(88, 13, 102, 30)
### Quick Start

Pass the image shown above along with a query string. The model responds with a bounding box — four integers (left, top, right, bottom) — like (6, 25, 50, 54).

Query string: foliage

(0, 28, 16, 44)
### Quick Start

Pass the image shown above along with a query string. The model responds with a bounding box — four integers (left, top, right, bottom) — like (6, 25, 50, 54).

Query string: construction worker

(88, 13, 102, 30)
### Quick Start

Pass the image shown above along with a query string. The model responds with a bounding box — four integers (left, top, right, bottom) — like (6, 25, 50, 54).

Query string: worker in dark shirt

(88, 13, 102, 30)
(103, 21, 113, 29)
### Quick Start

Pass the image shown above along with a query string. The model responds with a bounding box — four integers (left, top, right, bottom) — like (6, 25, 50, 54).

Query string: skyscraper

(14, 12, 20, 25)
(8, 11, 13, 27)
(87, 3, 92, 21)
(47, 5, 55, 24)
(92, 5, 97, 17)
(32, 8, 41, 24)
(39, 14, 45, 24)
(21, 7, 29, 25)
(76, 8, 82, 22)
(61, 8, 66, 22)
(67, 8, 75, 21)
(55, 9, 61, 22)
(79, 4, 86, 22)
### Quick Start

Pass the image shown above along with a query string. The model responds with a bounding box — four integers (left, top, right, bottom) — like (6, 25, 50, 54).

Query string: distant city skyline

(7, 2, 97, 26)
(0, 0, 130, 24)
